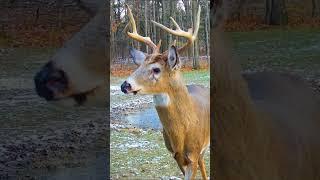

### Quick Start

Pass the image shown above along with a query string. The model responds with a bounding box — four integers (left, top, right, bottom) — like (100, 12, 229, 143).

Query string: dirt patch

(0, 48, 108, 178)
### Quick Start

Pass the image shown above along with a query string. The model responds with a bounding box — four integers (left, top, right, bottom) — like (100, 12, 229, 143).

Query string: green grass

(110, 129, 210, 179)
(0, 48, 56, 78)
(228, 28, 320, 77)
(182, 70, 210, 87)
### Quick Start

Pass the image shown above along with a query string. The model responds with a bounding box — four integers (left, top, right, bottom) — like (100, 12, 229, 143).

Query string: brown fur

(212, 2, 320, 179)
(128, 53, 210, 179)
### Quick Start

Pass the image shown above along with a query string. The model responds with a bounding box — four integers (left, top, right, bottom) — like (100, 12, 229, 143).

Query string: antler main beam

(125, 4, 160, 53)
(151, 5, 201, 53)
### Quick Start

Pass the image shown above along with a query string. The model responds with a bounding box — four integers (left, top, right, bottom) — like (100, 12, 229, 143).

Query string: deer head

(34, 0, 107, 107)
(121, 4, 201, 95)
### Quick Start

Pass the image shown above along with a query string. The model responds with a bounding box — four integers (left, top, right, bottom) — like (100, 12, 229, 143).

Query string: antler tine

(151, 5, 201, 53)
(125, 4, 159, 53)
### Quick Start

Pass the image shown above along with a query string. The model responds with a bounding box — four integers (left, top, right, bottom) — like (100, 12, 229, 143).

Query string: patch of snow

(115, 139, 159, 151)
(110, 123, 127, 130)
(111, 95, 153, 110)
(161, 176, 182, 180)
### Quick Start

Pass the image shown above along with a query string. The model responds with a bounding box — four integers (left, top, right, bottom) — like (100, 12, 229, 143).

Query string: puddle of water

(125, 107, 162, 130)
(30, 151, 108, 180)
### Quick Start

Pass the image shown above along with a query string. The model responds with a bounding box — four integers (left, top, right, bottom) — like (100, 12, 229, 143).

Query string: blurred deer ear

(167, 45, 180, 70)
(129, 47, 146, 66)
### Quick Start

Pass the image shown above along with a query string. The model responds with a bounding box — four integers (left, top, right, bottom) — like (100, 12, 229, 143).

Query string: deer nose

(34, 62, 54, 100)
(34, 62, 68, 100)
(121, 81, 131, 94)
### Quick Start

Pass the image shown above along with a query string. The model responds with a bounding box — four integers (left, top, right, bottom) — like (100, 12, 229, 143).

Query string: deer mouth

(123, 89, 141, 95)
(69, 87, 98, 105)
(133, 90, 140, 95)
(50, 86, 99, 106)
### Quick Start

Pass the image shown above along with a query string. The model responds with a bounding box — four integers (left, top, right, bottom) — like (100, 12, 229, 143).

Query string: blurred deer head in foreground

(34, 0, 107, 107)
(121, 4, 210, 180)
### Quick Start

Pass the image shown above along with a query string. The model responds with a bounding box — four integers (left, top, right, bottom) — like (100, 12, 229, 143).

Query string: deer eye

(152, 67, 161, 74)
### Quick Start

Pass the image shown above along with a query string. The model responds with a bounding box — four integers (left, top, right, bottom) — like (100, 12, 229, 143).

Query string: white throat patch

(153, 93, 170, 107)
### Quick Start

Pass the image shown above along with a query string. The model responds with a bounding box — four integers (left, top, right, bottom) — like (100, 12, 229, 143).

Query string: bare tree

(311, 0, 320, 17)
(265, 0, 288, 25)
(110, 0, 209, 66)
(192, 0, 200, 69)
(144, 0, 149, 53)
(56, 0, 64, 28)
(204, 0, 210, 59)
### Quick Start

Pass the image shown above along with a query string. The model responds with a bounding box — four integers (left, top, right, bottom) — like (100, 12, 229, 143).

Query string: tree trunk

(160, 0, 168, 52)
(192, 0, 200, 70)
(183, 0, 191, 62)
(311, 0, 320, 17)
(111, 0, 114, 61)
(205, 0, 210, 61)
(153, 0, 157, 43)
(156, 0, 161, 46)
(312, 0, 316, 17)
(34, 7, 40, 25)
(168, 0, 175, 46)
(57, 0, 64, 29)
(135, 0, 141, 50)
(144, 0, 148, 53)
(265, 0, 288, 25)
(236, 0, 246, 20)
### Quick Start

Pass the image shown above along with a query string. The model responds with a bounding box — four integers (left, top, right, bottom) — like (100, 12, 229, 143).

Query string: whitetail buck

(34, 0, 107, 107)
(120, 5, 210, 180)
(212, 1, 320, 179)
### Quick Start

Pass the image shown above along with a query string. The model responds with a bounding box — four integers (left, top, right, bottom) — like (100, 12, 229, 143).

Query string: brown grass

(111, 60, 209, 77)
(2, 24, 84, 47)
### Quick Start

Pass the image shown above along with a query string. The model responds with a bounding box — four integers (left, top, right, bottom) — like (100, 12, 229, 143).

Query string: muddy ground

(0, 48, 108, 179)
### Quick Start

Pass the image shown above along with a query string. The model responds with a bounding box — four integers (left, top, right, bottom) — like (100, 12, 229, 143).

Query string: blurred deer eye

(152, 68, 161, 74)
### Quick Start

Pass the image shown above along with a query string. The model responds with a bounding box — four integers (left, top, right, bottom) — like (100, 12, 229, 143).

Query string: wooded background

(111, 0, 210, 70)
(0, 0, 92, 47)
(1, 0, 320, 69)
(223, 0, 320, 30)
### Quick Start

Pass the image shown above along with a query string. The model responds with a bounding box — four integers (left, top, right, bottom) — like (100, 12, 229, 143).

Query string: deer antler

(125, 4, 160, 54)
(151, 5, 201, 53)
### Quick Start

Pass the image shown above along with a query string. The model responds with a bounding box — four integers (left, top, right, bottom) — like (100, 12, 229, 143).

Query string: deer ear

(168, 45, 180, 70)
(129, 47, 146, 66)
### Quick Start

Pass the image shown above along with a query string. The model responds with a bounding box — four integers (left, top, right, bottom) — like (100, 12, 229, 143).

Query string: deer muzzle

(34, 62, 69, 101)
(120, 81, 132, 94)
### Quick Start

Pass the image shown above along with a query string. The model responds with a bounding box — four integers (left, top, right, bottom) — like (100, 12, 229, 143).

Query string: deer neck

(212, 30, 275, 178)
(153, 73, 196, 132)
